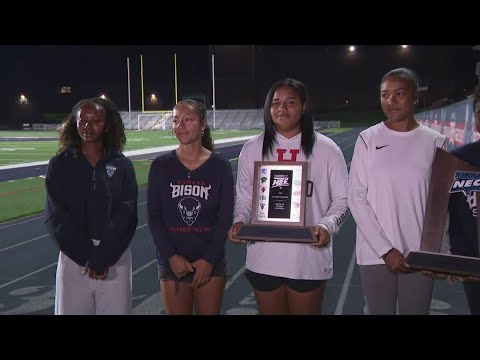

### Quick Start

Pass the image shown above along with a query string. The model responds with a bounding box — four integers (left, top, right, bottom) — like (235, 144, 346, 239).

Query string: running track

(0, 129, 470, 315)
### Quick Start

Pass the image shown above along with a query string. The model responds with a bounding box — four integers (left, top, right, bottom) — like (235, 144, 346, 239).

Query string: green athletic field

(0, 129, 263, 166)
(0, 160, 155, 223)
(0, 128, 351, 223)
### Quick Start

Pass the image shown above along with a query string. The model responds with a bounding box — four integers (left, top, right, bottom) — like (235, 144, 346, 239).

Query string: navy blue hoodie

(147, 150, 234, 266)
(45, 149, 138, 274)
(449, 140, 480, 257)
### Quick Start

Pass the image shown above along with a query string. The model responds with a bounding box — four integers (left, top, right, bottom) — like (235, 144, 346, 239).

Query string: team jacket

(147, 150, 234, 266)
(45, 149, 138, 274)
(449, 140, 480, 257)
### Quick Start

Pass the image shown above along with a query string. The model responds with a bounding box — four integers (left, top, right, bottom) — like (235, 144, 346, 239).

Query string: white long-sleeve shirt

(234, 131, 349, 280)
(348, 122, 446, 265)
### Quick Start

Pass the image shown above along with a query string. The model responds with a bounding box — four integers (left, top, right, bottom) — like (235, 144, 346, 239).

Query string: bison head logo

(178, 197, 201, 226)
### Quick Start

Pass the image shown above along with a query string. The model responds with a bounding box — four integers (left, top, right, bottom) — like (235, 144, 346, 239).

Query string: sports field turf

(0, 128, 351, 223)
(0, 129, 262, 166)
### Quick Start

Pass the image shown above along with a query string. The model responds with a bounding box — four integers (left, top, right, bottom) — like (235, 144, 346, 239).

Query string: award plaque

(233, 161, 317, 243)
(406, 148, 480, 277)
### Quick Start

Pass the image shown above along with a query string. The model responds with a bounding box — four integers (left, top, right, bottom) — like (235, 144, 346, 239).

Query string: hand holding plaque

(406, 148, 480, 277)
(232, 161, 317, 243)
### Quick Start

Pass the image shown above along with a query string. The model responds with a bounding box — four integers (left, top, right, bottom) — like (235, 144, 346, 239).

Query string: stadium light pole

(212, 53, 216, 130)
(127, 57, 132, 130)
(174, 53, 179, 104)
(419, 84, 429, 112)
(139, 54, 145, 130)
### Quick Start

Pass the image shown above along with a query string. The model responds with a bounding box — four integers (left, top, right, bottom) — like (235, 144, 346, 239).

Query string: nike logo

(375, 145, 389, 150)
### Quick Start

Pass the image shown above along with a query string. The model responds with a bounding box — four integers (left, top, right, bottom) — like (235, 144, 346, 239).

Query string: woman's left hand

(83, 266, 108, 280)
(191, 259, 213, 289)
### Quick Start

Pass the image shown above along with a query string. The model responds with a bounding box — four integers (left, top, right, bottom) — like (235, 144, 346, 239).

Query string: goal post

(136, 112, 173, 130)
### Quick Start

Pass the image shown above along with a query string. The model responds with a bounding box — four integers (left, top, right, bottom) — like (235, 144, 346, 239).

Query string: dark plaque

(233, 161, 316, 243)
(406, 148, 480, 277)
(406, 251, 480, 277)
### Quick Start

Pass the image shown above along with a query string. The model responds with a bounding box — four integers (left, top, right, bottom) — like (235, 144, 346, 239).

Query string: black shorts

(245, 269, 326, 293)
(158, 258, 228, 283)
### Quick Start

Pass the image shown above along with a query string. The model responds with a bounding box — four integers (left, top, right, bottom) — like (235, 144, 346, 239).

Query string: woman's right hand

(383, 248, 411, 273)
(228, 222, 246, 244)
(452, 275, 480, 282)
(168, 254, 194, 278)
(421, 271, 451, 282)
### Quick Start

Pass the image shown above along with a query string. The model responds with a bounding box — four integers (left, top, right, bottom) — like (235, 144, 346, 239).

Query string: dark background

(0, 45, 478, 127)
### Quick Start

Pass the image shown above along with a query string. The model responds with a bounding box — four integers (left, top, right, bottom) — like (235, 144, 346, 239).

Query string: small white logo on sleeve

(106, 164, 117, 178)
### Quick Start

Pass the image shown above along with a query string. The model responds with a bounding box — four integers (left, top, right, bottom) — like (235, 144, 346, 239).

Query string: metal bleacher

(206, 109, 264, 130)
(119, 110, 342, 131)
(120, 109, 264, 130)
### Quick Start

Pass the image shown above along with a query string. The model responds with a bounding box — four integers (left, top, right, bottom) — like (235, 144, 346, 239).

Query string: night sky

(0, 45, 477, 123)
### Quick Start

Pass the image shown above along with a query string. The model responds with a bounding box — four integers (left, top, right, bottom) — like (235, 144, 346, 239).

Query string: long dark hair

(57, 97, 126, 155)
(174, 99, 214, 151)
(262, 78, 315, 159)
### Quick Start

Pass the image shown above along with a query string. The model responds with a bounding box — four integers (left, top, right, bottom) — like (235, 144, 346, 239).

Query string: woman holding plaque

(446, 86, 480, 314)
(148, 100, 234, 315)
(348, 68, 447, 315)
(228, 78, 350, 315)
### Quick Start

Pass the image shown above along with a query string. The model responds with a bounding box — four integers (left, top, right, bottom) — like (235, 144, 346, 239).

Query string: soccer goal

(136, 112, 173, 130)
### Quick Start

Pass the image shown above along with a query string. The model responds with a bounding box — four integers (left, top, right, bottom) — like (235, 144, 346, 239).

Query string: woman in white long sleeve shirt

(228, 78, 350, 315)
(348, 68, 446, 315)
